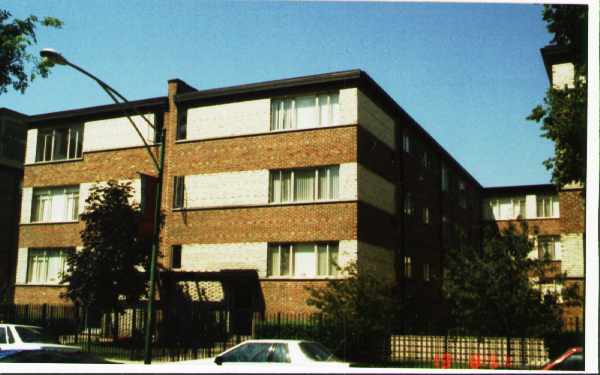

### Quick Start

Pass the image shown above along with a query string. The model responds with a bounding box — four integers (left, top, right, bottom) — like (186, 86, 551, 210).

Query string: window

(154, 111, 164, 143)
(403, 193, 414, 216)
(441, 164, 448, 191)
(35, 125, 83, 162)
(422, 207, 430, 224)
(0, 327, 6, 344)
(403, 256, 412, 279)
(423, 263, 431, 282)
(270, 92, 339, 131)
(485, 197, 526, 220)
(269, 166, 339, 203)
(172, 176, 185, 208)
(538, 236, 561, 261)
(176, 109, 187, 140)
(26, 248, 72, 284)
(171, 245, 182, 269)
(458, 181, 467, 209)
(31, 186, 79, 222)
(0, 120, 26, 162)
(267, 242, 339, 277)
(219, 342, 289, 363)
(421, 151, 430, 168)
(537, 195, 559, 218)
(402, 133, 410, 153)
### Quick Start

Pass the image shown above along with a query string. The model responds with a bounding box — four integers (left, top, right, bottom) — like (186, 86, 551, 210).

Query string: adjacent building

(7, 68, 585, 329)
(0, 108, 27, 302)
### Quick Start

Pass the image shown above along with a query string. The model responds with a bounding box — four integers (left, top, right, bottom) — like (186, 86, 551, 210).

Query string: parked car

(542, 347, 584, 371)
(0, 324, 79, 352)
(0, 349, 115, 363)
(172, 339, 350, 368)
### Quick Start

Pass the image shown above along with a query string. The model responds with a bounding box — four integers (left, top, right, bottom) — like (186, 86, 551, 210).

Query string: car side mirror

(214, 356, 223, 365)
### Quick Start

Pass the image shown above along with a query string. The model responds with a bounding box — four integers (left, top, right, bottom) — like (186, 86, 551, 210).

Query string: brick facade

(9, 70, 585, 330)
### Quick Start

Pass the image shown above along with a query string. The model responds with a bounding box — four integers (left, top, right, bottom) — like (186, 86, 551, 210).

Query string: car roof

(238, 339, 310, 344)
(0, 324, 42, 329)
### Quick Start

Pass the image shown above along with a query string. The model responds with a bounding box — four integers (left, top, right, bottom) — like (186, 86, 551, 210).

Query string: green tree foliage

(306, 262, 403, 360)
(0, 9, 63, 95)
(527, 5, 588, 187)
(61, 181, 150, 314)
(443, 223, 568, 339)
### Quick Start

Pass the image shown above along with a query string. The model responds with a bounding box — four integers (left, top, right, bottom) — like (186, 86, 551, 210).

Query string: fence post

(520, 337, 527, 369)
(277, 312, 281, 338)
(41, 304, 48, 327)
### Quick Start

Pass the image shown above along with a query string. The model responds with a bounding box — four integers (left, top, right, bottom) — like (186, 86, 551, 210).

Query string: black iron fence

(0, 304, 584, 368)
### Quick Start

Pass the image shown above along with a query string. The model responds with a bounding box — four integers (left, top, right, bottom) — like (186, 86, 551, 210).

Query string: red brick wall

(13, 286, 68, 305)
(494, 218, 561, 235)
(260, 280, 328, 314)
(19, 222, 82, 248)
(23, 147, 158, 188)
(559, 190, 585, 233)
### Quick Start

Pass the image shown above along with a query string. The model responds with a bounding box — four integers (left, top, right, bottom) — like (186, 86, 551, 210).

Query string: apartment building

(11, 70, 481, 322)
(481, 184, 585, 328)
(0, 108, 27, 302)
(9, 66, 584, 329)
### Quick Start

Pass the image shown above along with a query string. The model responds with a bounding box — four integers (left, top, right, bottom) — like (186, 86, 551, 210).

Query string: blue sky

(2, 1, 558, 187)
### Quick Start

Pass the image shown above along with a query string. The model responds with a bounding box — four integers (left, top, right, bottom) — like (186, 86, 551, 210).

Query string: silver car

(176, 339, 350, 368)
(0, 324, 79, 352)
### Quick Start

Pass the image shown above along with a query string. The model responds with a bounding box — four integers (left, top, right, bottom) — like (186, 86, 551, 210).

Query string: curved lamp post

(40, 48, 164, 364)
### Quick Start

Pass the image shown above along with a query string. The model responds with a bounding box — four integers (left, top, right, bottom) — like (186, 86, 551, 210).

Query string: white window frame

(30, 185, 79, 223)
(537, 236, 561, 261)
(485, 197, 526, 220)
(402, 133, 410, 153)
(270, 92, 339, 131)
(269, 166, 339, 204)
(403, 256, 412, 279)
(26, 248, 72, 285)
(536, 195, 559, 218)
(441, 165, 448, 191)
(423, 263, 431, 282)
(423, 207, 430, 224)
(267, 242, 339, 278)
(35, 124, 83, 163)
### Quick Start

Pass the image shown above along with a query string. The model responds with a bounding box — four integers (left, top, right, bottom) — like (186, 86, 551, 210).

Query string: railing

(0, 304, 584, 368)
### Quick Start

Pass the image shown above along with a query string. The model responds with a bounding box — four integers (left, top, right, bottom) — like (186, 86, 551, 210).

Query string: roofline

(27, 96, 168, 126)
(483, 183, 558, 195)
(175, 69, 482, 188)
(0, 107, 27, 118)
(540, 45, 573, 82)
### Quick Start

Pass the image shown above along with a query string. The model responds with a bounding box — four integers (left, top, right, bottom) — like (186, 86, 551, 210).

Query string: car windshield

(14, 326, 57, 344)
(298, 341, 340, 362)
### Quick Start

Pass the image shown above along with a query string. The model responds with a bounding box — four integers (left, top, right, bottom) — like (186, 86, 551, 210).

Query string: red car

(542, 347, 584, 371)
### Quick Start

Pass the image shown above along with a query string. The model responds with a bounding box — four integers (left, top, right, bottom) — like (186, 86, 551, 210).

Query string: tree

(442, 223, 569, 339)
(527, 5, 588, 187)
(0, 9, 62, 95)
(306, 262, 404, 361)
(61, 181, 151, 316)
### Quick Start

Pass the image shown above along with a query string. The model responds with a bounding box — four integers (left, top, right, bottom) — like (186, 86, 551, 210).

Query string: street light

(40, 48, 165, 365)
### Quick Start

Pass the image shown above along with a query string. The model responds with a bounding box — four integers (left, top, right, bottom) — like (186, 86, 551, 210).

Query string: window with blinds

(270, 92, 339, 131)
(31, 186, 79, 223)
(267, 242, 339, 277)
(269, 166, 339, 203)
(538, 236, 561, 261)
(483, 197, 526, 220)
(26, 248, 73, 284)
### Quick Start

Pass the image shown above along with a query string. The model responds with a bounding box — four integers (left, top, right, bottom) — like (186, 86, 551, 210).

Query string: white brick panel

(20, 187, 32, 224)
(357, 89, 395, 149)
(15, 248, 28, 284)
(24, 128, 37, 164)
(186, 99, 270, 140)
(181, 242, 268, 276)
(358, 165, 395, 214)
(339, 163, 358, 201)
(357, 241, 395, 282)
(561, 233, 584, 277)
(338, 88, 358, 126)
(552, 62, 575, 89)
(83, 114, 155, 152)
(185, 170, 269, 208)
